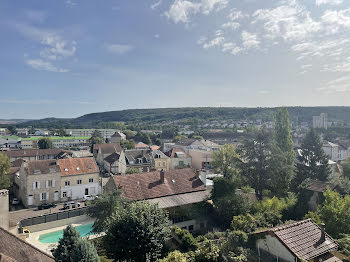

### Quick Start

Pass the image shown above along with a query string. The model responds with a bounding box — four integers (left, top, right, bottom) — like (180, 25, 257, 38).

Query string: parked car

(38, 203, 57, 210)
(83, 195, 96, 201)
(64, 201, 81, 209)
(11, 198, 20, 205)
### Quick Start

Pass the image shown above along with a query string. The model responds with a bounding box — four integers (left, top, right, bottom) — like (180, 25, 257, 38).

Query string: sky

(1, 0, 350, 119)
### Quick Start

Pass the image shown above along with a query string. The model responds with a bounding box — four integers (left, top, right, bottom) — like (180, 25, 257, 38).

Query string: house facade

(255, 219, 341, 262)
(103, 150, 126, 174)
(165, 147, 192, 170)
(125, 149, 153, 172)
(58, 158, 100, 201)
(109, 131, 126, 143)
(94, 143, 122, 166)
(15, 160, 61, 208)
(322, 141, 349, 162)
(152, 149, 170, 171)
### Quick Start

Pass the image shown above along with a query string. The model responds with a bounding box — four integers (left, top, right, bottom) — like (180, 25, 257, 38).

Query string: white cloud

(203, 36, 225, 49)
(321, 8, 350, 33)
(151, 0, 162, 10)
(26, 59, 68, 72)
(241, 31, 260, 49)
(221, 42, 242, 54)
(165, 0, 228, 24)
(221, 21, 240, 30)
(155, 34, 160, 38)
(259, 90, 270, 94)
(227, 9, 246, 20)
(66, 0, 77, 7)
(315, 0, 343, 6)
(301, 64, 312, 69)
(104, 43, 134, 55)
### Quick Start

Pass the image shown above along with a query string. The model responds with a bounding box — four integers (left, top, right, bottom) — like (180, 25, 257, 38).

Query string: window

(40, 192, 47, 201)
(89, 178, 94, 183)
(179, 160, 184, 167)
(33, 169, 41, 174)
(77, 179, 82, 185)
(47, 180, 53, 187)
(33, 181, 40, 189)
(49, 168, 56, 173)
(188, 225, 194, 232)
(65, 181, 70, 186)
(63, 191, 67, 198)
(163, 161, 166, 167)
(158, 162, 161, 167)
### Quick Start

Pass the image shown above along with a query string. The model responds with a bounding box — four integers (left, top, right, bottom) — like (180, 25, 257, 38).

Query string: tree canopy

(38, 138, 53, 149)
(0, 154, 11, 190)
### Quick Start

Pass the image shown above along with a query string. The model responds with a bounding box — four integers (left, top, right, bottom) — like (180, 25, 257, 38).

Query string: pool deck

(26, 219, 96, 255)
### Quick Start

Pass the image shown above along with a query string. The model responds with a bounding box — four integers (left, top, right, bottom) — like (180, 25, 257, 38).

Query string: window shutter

(38, 181, 40, 189)
(46, 181, 49, 188)
(52, 180, 55, 187)
(46, 192, 49, 200)
(39, 193, 42, 201)
(32, 182, 35, 190)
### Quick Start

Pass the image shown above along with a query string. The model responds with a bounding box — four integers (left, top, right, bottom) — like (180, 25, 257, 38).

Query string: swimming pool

(38, 223, 94, 244)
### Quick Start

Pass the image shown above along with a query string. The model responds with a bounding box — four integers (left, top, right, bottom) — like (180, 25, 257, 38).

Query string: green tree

(237, 130, 272, 200)
(159, 250, 189, 262)
(274, 108, 294, 165)
(316, 190, 350, 237)
(293, 129, 331, 190)
(194, 238, 220, 262)
(86, 191, 125, 233)
(0, 154, 11, 190)
(38, 138, 53, 149)
(53, 225, 81, 262)
(7, 126, 16, 135)
(337, 234, 350, 258)
(103, 201, 170, 262)
(173, 226, 198, 252)
(120, 139, 135, 149)
(90, 130, 105, 153)
(341, 156, 350, 179)
(71, 238, 100, 262)
(58, 127, 67, 137)
(211, 144, 240, 179)
(125, 167, 141, 174)
(211, 177, 249, 228)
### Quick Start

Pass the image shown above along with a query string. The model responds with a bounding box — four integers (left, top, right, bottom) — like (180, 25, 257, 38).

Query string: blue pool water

(38, 223, 94, 244)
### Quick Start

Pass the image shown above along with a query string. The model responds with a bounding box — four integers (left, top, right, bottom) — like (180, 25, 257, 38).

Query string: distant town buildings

(313, 113, 328, 129)
(66, 129, 119, 139)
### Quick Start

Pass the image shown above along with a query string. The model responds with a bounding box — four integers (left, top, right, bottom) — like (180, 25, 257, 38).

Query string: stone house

(125, 149, 153, 172)
(15, 160, 61, 208)
(254, 219, 342, 262)
(109, 131, 126, 143)
(152, 149, 170, 171)
(103, 150, 126, 174)
(58, 158, 100, 201)
(164, 147, 192, 170)
(94, 143, 122, 166)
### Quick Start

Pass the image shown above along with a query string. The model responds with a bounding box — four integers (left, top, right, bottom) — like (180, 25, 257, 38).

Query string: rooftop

(109, 168, 206, 201)
(256, 219, 339, 260)
(58, 158, 99, 176)
(0, 227, 54, 262)
(1, 149, 70, 158)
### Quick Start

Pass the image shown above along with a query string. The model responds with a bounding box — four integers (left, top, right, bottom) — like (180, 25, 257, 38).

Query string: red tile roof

(1, 149, 70, 158)
(58, 158, 99, 176)
(109, 168, 205, 201)
(0, 227, 54, 262)
(165, 147, 189, 158)
(256, 219, 339, 260)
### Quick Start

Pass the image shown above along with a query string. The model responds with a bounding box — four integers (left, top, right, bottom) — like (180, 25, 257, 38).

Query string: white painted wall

(256, 235, 296, 262)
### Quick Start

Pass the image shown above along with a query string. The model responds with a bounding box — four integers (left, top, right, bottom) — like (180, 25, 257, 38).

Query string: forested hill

(11, 107, 350, 129)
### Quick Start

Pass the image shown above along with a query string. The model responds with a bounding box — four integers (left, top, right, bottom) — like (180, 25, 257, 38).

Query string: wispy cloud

(315, 0, 343, 6)
(26, 59, 68, 72)
(66, 0, 77, 7)
(23, 10, 47, 23)
(104, 43, 134, 55)
(151, 0, 162, 10)
(165, 0, 228, 24)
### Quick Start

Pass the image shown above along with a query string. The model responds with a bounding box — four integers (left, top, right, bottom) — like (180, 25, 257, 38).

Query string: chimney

(320, 223, 326, 243)
(160, 169, 165, 183)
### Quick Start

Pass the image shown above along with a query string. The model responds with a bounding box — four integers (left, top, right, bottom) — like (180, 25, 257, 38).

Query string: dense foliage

(0, 154, 11, 190)
(103, 201, 170, 262)
(38, 137, 53, 149)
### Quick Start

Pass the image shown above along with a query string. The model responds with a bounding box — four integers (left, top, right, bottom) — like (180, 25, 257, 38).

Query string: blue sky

(1, 0, 350, 119)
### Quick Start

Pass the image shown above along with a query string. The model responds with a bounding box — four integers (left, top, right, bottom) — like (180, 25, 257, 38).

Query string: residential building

(0, 149, 72, 162)
(188, 149, 213, 170)
(58, 158, 100, 201)
(125, 149, 153, 172)
(15, 160, 61, 208)
(152, 149, 170, 171)
(34, 129, 50, 136)
(255, 219, 341, 261)
(313, 113, 328, 129)
(0, 128, 9, 136)
(66, 129, 118, 139)
(169, 138, 220, 152)
(135, 142, 150, 149)
(165, 147, 192, 170)
(0, 227, 55, 262)
(109, 131, 126, 143)
(0, 136, 21, 149)
(104, 168, 210, 232)
(103, 150, 126, 174)
(306, 179, 341, 211)
(16, 128, 29, 136)
(94, 143, 122, 166)
(21, 136, 90, 149)
(322, 141, 349, 161)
